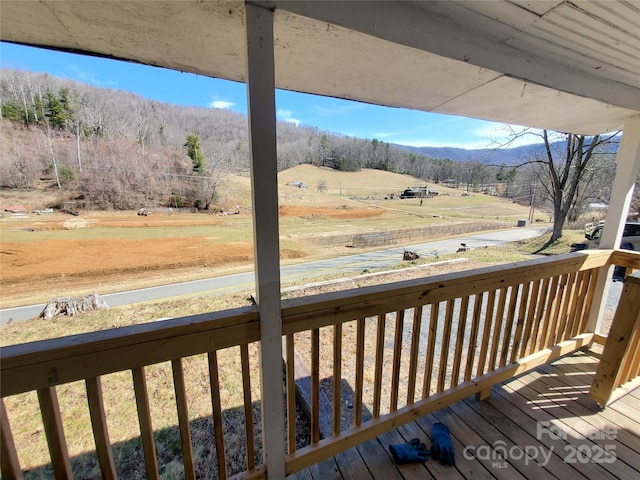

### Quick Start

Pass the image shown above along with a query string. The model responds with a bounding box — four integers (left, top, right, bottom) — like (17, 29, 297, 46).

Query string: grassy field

(0, 165, 545, 308)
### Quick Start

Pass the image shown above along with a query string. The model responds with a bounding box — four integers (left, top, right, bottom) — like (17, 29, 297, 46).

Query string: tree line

(0, 68, 623, 228)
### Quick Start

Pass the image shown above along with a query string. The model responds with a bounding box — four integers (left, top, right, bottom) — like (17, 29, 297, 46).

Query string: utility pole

(529, 182, 537, 223)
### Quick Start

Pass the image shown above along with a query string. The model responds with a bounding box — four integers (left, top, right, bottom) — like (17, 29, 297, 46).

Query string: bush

(58, 164, 75, 184)
(171, 193, 185, 208)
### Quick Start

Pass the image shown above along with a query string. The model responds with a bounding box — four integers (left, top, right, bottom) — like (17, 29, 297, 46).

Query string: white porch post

(587, 115, 640, 333)
(245, 3, 286, 478)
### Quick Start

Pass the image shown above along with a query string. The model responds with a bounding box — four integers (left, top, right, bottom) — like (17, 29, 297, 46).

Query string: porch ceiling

(1, 1, 639, 135)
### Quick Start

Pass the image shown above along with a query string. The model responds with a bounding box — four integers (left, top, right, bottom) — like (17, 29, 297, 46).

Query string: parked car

(589, 222, 640, 250)
(574, 222, 640, 280)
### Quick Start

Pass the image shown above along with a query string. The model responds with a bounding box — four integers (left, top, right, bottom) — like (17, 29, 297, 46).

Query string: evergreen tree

(184, 133, 205, 173)
(45, 88, 75, 129)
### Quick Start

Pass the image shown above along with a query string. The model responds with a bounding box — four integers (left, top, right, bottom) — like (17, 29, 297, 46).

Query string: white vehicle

(589, 222, 640, 251)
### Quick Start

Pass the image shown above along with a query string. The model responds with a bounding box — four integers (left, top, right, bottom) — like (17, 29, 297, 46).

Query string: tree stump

(40, 293, 108, 320)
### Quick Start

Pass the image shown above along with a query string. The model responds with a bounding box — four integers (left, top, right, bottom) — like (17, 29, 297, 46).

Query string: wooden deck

(288, 345, 640, 480)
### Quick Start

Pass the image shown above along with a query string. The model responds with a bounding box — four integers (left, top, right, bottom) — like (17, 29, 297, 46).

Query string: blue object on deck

(388, 438, 430, 464)
(431, 423, 455, 466)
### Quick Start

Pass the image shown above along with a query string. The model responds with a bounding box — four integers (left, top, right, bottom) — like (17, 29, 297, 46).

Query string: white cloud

(372, 132, 397, 139)
(278, 108, 301, 126)
(209, 100, 235, 109)
(69, 66, 117, 87)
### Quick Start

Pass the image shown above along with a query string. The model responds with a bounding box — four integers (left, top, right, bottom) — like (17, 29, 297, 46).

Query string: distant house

(288, 180, 307, 189)
(587, 202, 608, 210)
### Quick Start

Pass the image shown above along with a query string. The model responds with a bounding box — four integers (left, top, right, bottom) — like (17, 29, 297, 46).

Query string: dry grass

(515, 229, 585, 255)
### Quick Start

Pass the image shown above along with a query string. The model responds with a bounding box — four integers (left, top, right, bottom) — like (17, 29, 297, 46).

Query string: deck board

(333, 447, 373, 480)
(288, 346, 640, 479)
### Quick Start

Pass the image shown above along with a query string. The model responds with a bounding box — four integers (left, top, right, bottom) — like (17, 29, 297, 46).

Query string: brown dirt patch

(0, 235, 304, 304)
(278, 205, 384, 219)
(1, 238, 253, 283)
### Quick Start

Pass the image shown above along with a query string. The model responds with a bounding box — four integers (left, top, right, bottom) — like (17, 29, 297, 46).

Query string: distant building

(288, 180, 308, 189)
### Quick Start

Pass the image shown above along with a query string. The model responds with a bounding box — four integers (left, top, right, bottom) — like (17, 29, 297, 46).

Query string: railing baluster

(207, 352, 227, 479)
(464, 293, 483, 382)
(538, 276, 559, 350)
(488, 287, 507, 371)
(422, 303, 439, 398)
(1, 398, 23, 480)
(578, 269, 598, 334)
(240, 345, 255, 469)
(511, 282, 530, 363)
(451, 296, 470, 386)
(530, 277, 551, 354)
(170, 359, 196, 480)
(476, 290, 496, 376)
(311, 328, 320, 442)
(373, 313, 386, 417)
(520, 280, 541, 357)
(284, 337, 296, 453)
(333, 324, 342, 435)
(555, 272, 577, 343)
(390, 310, 405, 412)
(85, 377, 117, 480)
(566, 271, 586, 339)
(548, 274, 568, 346)
(286, 334, 296, 453)
(354, 318, 365, 427)
(406, 306, 423, 404)
(499, 285, 518, 367)
(437, 300, 455, 392)
(37, 386, 72, 479)
(565, 271, 580, 328)
(571, 270, 595, 337)
(549, 274, 567, 344)
(132, 367, 159, 479)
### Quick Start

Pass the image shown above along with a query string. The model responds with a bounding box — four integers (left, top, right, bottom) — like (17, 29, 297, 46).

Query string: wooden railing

(280, 250, 611, 475)
(1, 308, 263, 480)
(1, 249, 633, 479)
(590, 251, 640, 407)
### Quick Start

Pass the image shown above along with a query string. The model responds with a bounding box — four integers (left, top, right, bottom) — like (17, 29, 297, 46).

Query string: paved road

(1, 227, 550, 325)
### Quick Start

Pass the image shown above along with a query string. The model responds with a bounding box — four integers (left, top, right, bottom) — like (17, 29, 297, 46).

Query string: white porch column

(587, 115, 640, 333)
(245, 4, 286, 478)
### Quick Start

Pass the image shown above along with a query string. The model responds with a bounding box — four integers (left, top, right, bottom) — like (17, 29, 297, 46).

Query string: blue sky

(1, 42, 524, 149)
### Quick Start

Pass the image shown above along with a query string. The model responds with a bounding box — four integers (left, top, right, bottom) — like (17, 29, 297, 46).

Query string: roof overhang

(1, 1, 639, 135)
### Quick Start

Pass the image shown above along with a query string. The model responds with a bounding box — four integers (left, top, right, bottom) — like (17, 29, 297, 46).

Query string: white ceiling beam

(264, 0, 640, 111)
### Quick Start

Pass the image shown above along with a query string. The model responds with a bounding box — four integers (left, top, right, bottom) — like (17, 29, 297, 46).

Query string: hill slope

(278, 164, 431, 197)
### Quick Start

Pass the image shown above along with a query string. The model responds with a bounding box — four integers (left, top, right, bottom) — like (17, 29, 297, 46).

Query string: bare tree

(507, 129, 618, 245)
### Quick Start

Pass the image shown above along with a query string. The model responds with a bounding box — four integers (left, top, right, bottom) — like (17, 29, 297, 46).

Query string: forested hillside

(0, 68, 617, 216)
(1, 68, 444, 209)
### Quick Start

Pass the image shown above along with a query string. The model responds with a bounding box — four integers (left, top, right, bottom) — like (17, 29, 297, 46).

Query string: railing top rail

(281, 250, 612, 334)
(1, 307, 259, 397)
(610, 249, 640, 268)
